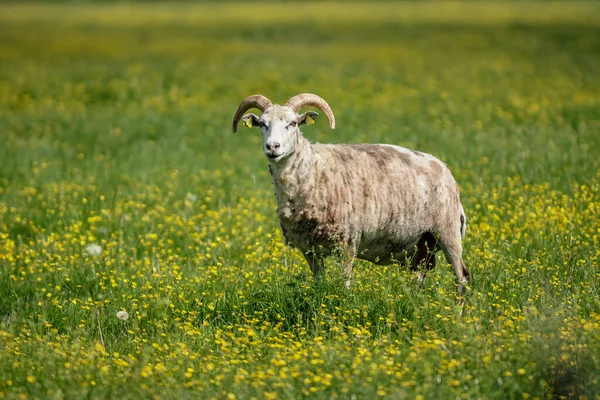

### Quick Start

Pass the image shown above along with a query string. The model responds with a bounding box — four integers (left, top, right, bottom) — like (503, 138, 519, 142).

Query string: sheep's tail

(459, 204, 467, 239)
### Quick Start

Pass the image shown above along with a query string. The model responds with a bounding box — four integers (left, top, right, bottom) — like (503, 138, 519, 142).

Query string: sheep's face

(242, 105, 319, 163)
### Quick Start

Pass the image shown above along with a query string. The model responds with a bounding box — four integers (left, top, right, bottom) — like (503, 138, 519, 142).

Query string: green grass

(1, 2, 600, 399)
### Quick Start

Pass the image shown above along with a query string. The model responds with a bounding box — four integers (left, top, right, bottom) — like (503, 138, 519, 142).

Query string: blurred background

(2, 1, 599, 199)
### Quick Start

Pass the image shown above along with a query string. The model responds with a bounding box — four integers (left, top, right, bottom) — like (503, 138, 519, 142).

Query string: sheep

(232, 93, 470, 294)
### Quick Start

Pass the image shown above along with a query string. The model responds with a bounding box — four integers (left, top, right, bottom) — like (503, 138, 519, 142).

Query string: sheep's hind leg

(438, 232, 471, 296)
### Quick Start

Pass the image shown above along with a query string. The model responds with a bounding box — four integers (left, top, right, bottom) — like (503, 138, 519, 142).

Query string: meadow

(1, 1, 600, 398)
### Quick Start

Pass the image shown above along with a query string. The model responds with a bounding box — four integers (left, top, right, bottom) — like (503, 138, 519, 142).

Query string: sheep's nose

(266, 143, 280, 151)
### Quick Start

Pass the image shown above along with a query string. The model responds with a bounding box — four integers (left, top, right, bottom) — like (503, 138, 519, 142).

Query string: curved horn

(232, 94, 273, 133)
(284, 93, 336, 129)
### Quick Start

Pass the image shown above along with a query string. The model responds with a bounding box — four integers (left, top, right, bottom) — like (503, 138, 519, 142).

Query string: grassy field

(1, 2, 600, 399)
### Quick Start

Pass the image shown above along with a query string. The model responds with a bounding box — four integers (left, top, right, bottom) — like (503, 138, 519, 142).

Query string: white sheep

(232, 93, 470, 293)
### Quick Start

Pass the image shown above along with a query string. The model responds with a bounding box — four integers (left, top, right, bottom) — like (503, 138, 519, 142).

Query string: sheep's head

(232, 93, 335, 163)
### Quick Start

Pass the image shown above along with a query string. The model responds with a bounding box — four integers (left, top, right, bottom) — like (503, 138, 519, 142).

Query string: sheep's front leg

(344, 251, 356, 289)
(412, 232, 438, 286)
(343, 235, 359, 289)
(304, 251, 325, 282)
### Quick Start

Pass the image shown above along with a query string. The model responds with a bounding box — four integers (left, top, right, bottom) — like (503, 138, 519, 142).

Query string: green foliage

(1, 2, 599, 399)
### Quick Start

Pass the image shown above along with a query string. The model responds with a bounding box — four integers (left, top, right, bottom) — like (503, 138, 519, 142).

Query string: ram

(233, 93, 470, 294)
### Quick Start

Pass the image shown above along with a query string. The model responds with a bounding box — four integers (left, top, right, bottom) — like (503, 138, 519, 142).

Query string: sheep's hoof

(344, 280, 351, 290)
(457, 284, 466, 297)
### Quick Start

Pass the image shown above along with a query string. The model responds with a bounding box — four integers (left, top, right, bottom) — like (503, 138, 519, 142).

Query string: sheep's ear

(242, 113, 261, 128)
(298, 111, 319, 126)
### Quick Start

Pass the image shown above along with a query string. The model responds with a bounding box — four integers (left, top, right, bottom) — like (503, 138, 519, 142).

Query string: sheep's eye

(288, 121, 297, 128)
(258, 121, 266, 128)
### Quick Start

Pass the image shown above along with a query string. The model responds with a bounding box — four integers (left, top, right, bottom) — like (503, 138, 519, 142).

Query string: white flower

(116, 311, 129, 321)
(85, 244, 102, 257)
(186, 193, 197, 203)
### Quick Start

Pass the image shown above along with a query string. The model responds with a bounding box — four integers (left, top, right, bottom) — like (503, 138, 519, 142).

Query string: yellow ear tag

(305, 114, 315, 126)
(244, 118, 253, 128)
